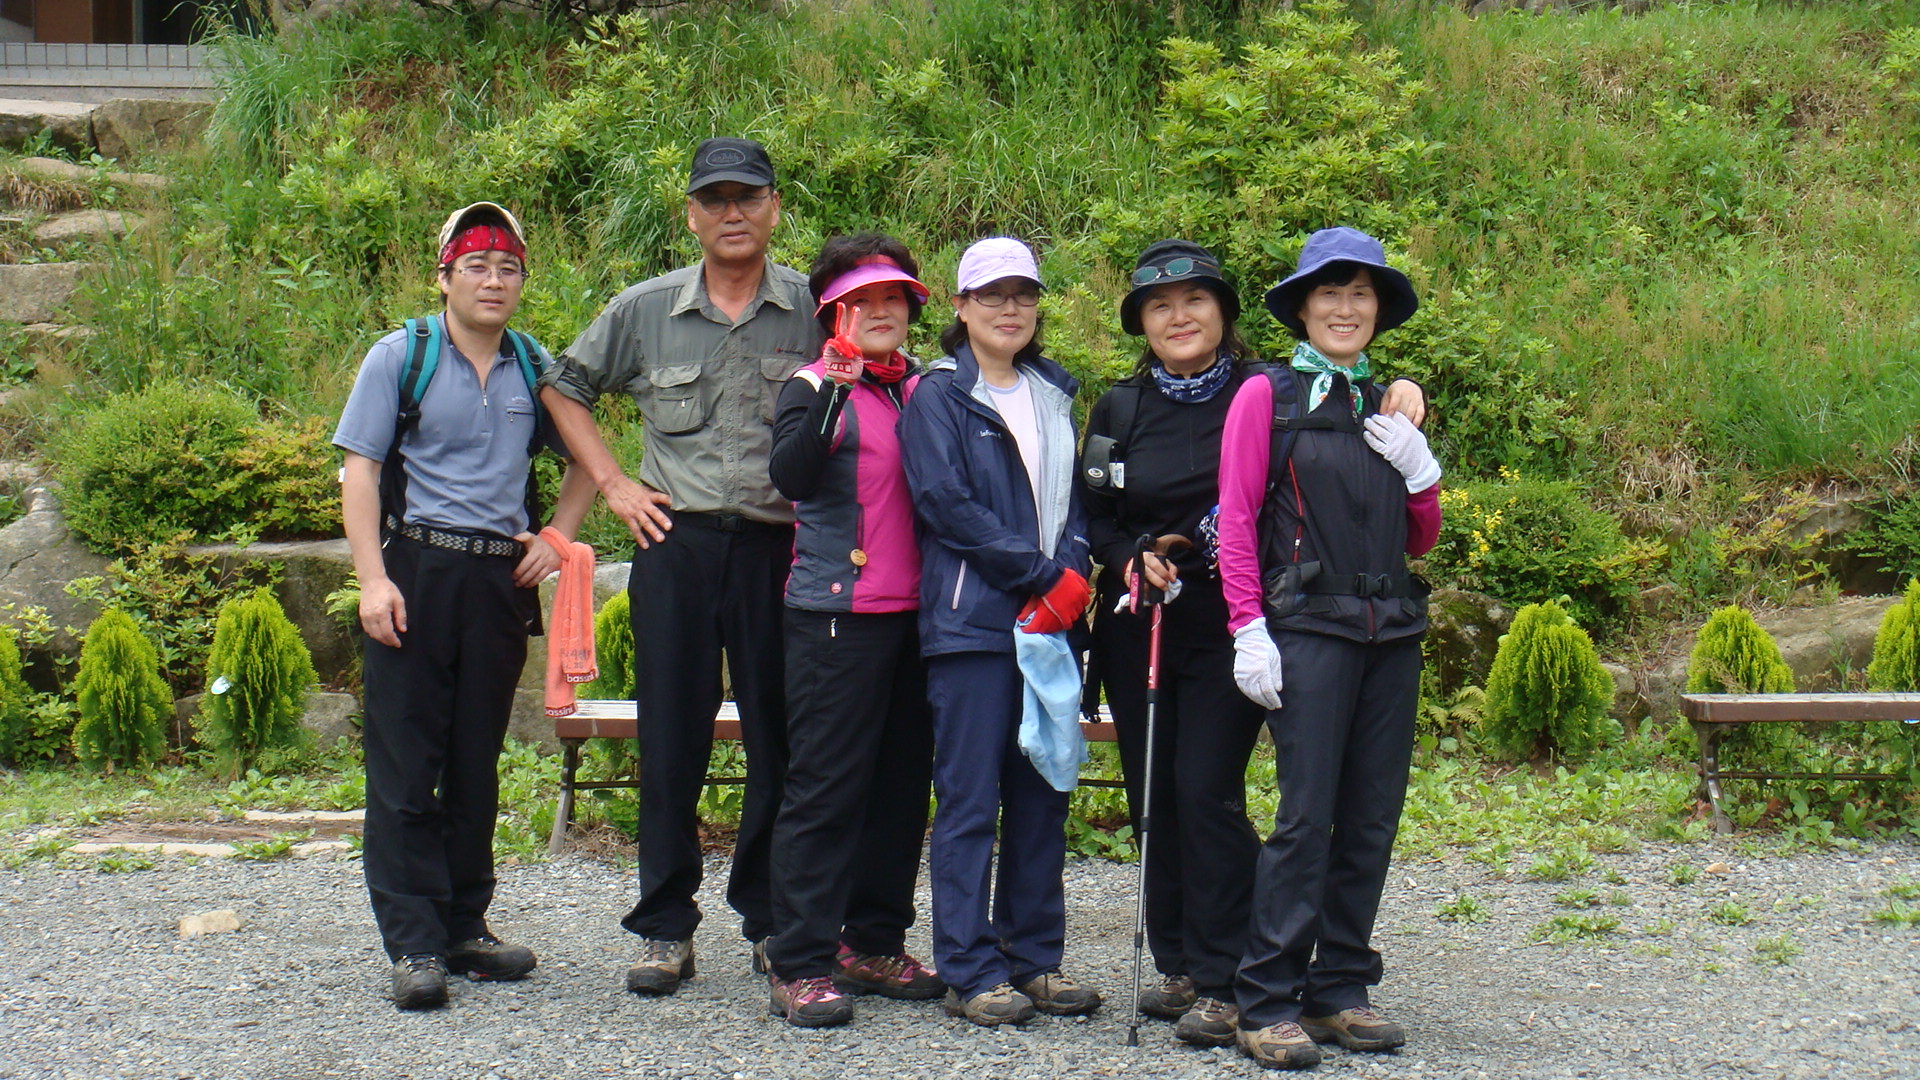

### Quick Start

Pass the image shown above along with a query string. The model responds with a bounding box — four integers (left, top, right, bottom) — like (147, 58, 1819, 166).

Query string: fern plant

(1481, 600, 1615, 762)
(71, 610, 171, 773)
(198, 589, 317, 774)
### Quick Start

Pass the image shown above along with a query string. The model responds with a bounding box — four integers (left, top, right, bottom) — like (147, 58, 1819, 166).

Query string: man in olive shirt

(539, 139, 825, 995)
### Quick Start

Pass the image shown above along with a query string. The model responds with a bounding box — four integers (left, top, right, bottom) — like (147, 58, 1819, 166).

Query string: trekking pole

(1125, 533, 1189, 1048)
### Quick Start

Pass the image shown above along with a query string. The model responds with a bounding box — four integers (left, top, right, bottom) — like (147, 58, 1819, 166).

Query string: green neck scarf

(1290, 341, 1370, 417)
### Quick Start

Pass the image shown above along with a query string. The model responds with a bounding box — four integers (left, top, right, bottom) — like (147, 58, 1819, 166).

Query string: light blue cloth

(1014, 629, 1087, 793)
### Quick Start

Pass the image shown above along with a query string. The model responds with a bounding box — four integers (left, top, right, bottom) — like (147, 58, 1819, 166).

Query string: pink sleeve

(1218, 376, 1273, 633)
(1405, 483, 1441, 557)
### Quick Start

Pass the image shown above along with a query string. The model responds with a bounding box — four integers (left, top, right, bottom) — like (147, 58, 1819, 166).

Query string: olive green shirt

(542, 259, 825, 524)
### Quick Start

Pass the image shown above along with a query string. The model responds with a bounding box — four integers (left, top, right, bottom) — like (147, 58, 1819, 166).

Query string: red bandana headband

(439, 225, 527, 269)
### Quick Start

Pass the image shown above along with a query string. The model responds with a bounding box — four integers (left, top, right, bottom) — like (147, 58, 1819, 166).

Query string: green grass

(1530, 912, 1621, 944)
(1435, 893, 1491, 923)
(1706, 900, 1757, 927)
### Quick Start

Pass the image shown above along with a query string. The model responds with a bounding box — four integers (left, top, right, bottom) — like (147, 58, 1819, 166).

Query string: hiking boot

(446, 934, 537, 981)
(390, 954, 449, 1011)
(1237, 1021, 1323, 1070)
(769, 974, 854, 1028)
(624, 939, 695, 995)
(834, 944, 946, 1000)
(1017, 971, 1103, 1016)
(941, 983, 1037, 1027)
(1300, 1006, 1406, 1052)
(1138, 973, 1197, 1020)
(1174, 996, 1238, 1048)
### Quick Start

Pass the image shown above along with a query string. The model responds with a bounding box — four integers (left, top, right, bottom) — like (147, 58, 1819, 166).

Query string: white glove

(1363, 412, 1441, 492)
(1232, 621, 1284, 710)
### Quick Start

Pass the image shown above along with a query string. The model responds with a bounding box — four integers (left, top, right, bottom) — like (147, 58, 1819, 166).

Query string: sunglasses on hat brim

(1129, 256, 1221, 287)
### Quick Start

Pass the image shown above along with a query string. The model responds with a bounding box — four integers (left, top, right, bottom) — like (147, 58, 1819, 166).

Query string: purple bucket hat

(1263, 227, 1418, 337)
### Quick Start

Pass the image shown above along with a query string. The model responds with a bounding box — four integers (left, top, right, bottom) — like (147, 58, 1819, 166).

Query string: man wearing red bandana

(334, 201, 596, 1010)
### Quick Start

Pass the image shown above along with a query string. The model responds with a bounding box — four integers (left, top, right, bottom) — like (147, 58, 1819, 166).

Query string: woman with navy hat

(763, 233, 944, 1027)
(1083, 240, 1425, 1049)
(1215, 227, 1441, 1070)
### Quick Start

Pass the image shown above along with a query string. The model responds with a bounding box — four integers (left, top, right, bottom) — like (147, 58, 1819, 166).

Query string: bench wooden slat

(547, 700, 1122, 854)
(1681, 693, 1920, 723)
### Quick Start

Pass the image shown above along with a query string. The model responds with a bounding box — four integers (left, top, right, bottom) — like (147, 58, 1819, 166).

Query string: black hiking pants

(764, 609, 933, 979)
(621, 513, 792, 944)
(362, 536, 533, 961)
(1235, 631, 1421, 1028)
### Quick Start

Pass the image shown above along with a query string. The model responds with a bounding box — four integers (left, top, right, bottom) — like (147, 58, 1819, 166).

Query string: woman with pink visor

(761, 233, 944, 1028)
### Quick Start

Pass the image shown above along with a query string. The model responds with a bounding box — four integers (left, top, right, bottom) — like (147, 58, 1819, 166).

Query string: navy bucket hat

(1263, 227, 1418, 338)
(1119, 239, 1241, 336)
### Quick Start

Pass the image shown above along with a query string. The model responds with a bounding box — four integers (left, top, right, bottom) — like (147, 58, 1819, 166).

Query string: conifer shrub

(1867, 579, 1920, 692)
(198, 589, 318, 774)
(1480, 600, 1616, 762)
(70, 610, 172, 773)
(1684, 604, 1798, 771)
(580, 591, 635, 773)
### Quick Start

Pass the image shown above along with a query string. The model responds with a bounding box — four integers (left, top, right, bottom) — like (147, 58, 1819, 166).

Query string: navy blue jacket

(900, 344, 1091, 657)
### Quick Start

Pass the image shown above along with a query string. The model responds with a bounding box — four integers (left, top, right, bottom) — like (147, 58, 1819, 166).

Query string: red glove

(821, 302, 864, 385)
(1018, 568, 1090, 635)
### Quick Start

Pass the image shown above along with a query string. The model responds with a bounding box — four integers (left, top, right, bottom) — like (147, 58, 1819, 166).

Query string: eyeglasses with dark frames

(692, 190, 773, 215)
(967, 286, 1041, 309)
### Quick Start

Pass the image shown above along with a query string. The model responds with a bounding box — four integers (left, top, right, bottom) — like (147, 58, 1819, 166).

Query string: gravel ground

(3, 841, 1918, 1080)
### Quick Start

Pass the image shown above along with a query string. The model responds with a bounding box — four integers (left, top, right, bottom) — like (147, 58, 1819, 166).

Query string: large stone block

(32, 209, 144, 245)
(0, 484, 110, 665)
(91, 98, 210, 161)
(193, 539, 358, 688)
(0, 98, 92, 154)
(0, 262, 93, 323)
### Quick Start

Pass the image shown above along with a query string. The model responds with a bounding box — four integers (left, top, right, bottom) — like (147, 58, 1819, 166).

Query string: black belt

(675, 511, 792, 534)
(1295, 562, 1414, 599)
(386, 516, 523, 558)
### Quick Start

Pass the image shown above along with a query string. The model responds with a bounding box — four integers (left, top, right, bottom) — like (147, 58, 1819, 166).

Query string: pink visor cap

(816, 256, 932, 315)
(956, 237, 1043, 294)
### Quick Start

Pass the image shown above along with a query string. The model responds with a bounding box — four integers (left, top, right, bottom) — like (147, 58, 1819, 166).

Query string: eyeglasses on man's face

(693, 189, 773, 215)
(1129, 257, 1218, 287)
(453, 262, 525, 283)
(967, 286, 1041, 309)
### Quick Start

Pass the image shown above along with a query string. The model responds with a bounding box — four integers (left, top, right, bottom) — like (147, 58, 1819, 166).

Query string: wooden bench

(1680, 692, 1920, 834)
(549, 700, 1122, 854)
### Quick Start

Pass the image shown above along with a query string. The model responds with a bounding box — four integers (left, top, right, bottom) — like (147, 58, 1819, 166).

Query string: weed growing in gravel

(1751, 934, 1803, 966)
(1669, 863, 1702, 886)
(1435, 894, 1491, 923)
(1602, 867, 1628, 886)
(1554, 887, 1601, 909)
(1707, 901, 1757, 926)
(1885, 878, 1920, 900)
(1526, 846, 1595, 882)
(95, 850, 155, 873)
(1635, 942, 1674, 958)
(1530, 913, 1621, 944)
(1642, 917, 1678, 936)
(1605, 890, 1634, 908)
(229, 829, 310, 861)
(1871, 899, 1920, 927)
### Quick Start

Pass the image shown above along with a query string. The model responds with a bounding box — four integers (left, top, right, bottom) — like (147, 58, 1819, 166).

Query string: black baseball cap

(687, 138, 775, 193)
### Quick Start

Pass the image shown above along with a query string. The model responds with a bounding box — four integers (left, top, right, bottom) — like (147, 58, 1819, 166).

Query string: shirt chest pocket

(639, 363, 710, 435)
(760, 353, 808, 423)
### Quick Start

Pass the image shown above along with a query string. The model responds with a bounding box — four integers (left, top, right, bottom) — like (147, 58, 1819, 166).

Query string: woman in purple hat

(1083, 239, 1425, 1049)
(1213, 227, 1442, 1070)
(900, 237, 1103, 1027)
(762, 233, 944, 1027)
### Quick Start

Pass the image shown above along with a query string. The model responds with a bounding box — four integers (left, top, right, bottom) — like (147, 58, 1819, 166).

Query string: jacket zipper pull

(830, 617, 837, 638)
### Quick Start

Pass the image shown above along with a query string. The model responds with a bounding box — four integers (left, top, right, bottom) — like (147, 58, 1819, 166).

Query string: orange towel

(542, 527, 598, 717)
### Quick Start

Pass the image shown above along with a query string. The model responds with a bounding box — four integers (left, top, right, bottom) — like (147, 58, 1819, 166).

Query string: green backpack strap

(397, 316, 443, 422)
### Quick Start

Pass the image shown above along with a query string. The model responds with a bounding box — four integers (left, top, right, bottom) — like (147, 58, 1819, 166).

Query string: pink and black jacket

(769, 359, 921, 613)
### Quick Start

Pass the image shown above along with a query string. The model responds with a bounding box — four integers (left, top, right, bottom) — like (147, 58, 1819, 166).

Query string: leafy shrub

(1481, 601, 1615, 762)
(198, 589, 318, 774)
(1422, 472, 1662, 635)
(228, 414, 341, 541)
(0, 630, 63, 765)
(70, 610, 172, 773)
(66, 536, 283, 695)
(1869, 580, 1920, 692)
(1844, 496, 1920, 586)
(1685, 604, 1798, 773)
(55, 382, 258, 551)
